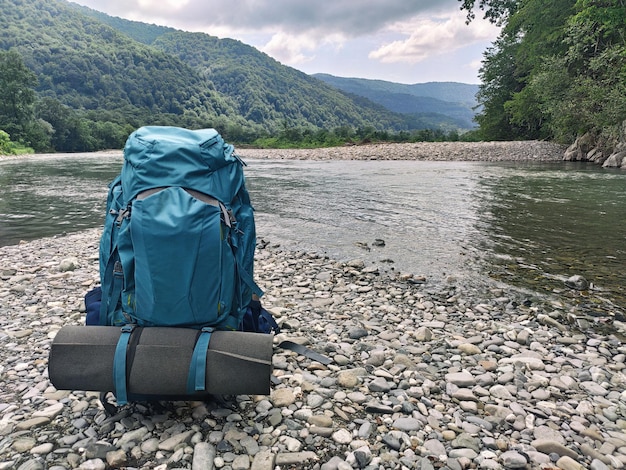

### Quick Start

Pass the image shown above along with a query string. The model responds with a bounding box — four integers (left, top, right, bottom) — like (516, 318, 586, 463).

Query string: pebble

(0, 227, 625, 469)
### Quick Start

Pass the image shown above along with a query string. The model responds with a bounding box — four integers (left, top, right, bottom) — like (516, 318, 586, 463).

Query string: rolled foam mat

(48, 326, 273, 398)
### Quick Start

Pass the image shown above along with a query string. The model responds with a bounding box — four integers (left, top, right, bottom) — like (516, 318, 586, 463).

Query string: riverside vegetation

(1, 143, 625, 470)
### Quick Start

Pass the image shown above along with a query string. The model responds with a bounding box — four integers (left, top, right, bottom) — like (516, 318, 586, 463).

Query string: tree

(561, 0, 626, 135)
(0, 130, 13, 154)
(0, 50, 38, 142)
(460, 0, 626, 144)
(499, 0, 575, 139)
(35, 97, 73, 150)
(458, 0, 519, 25)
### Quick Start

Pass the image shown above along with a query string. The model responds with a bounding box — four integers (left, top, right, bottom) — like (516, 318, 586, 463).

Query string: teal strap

(110, 261, 124, 314)
(236, 258, 264, 298)
(113, 325, 136, 405)
(187, 327, 214, 393)
(100, 259, 124, 325)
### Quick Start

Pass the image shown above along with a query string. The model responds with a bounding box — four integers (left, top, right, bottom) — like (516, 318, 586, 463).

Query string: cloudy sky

(71, 0, 501, 84)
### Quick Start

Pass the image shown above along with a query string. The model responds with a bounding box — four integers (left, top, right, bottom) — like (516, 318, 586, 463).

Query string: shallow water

(1, 153, 624, 317)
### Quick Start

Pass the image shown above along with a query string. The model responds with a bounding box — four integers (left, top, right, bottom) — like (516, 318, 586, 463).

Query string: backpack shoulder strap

(99, 257, 124, 325)
(236, 259, 264, 298)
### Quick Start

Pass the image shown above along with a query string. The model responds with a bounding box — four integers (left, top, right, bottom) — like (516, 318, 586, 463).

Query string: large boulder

(602, 147, 626, 168)
(563, 133, 595, 161)
(586, 147, 609, 164)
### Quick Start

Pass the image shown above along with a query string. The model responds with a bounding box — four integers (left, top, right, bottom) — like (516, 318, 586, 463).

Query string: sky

(70, 0, 501, 85)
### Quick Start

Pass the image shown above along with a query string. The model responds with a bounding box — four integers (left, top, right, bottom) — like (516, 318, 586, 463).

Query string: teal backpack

(99, 126, 263, 332)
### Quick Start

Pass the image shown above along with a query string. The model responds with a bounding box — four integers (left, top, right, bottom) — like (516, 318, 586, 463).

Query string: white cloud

(136, 0, 190, 14)
(369, 11, 500, 64)
(74, 0, 457, 37)
(260, 30, 348, 65)
(261, 32, 317, 65)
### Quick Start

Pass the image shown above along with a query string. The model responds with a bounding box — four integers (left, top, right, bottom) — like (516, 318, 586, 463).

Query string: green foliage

(0, 130, 13, 154)
(71, 3, 176, 45)
(459, 0, 626, 144)
(0, 50, 38, 143)
(251, 124, 464, 148)
(458, 0, 519, 25)
(150, 31, 418, 133)
(0, 130, 34, 155)
(1, 0, 425, 145)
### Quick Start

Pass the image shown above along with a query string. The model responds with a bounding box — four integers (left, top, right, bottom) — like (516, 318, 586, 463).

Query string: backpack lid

(121, 126, 243, 202)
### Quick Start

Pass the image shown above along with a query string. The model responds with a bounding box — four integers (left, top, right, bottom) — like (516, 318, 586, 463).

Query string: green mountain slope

(0, 0, 242, 130)
(149, 32, 415, 131)
(314, 74, 479, 129)
(0, 0, 480, 152)
(72, 2, 476, 133)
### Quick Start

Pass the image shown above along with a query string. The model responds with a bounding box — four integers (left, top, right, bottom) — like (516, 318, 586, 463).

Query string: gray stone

(565, 275, 589, 290)
(422, 438, 446, 457)
(117, 427, 149, 448)
(332, 429, 352, 444)
(353, 445, 372, 467)
(531, 440, 579, 459)
(368, 377, 392, 392)
(271, 388, 296, 407)
(158, 430, 194, 451)
(348, 327, 368, 339)
(414, 327, 433, 341)
(501, 450, 528, 468)
(275, 452, 319, 466)
(105, 450, 127, 468)
(2, 214, 625, 470)
(446, 371, 476, 387)
(556, 456, 585, 470)
(392, 417, 422, 432)
(251, 450, 275, 470)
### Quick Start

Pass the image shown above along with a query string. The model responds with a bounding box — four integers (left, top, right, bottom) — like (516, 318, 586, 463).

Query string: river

(1, 152, 625, 324)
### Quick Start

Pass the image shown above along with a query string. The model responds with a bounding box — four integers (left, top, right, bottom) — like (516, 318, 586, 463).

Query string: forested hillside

(0, 0, 456, 153)
(72, 3, 419, 134)
(0, 0, 242, 151)
(458, 0, 626, 155)
(149, 32, 411, 132)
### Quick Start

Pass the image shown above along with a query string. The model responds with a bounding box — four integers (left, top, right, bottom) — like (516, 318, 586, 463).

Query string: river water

(1, 152, 625, 321)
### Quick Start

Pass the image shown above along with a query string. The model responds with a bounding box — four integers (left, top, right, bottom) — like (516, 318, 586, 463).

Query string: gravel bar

(237, 141, 567, 162)
(1, 227, 625, 470)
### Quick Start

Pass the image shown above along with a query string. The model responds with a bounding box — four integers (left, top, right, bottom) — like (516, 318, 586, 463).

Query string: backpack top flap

(121, 126, 243, 203)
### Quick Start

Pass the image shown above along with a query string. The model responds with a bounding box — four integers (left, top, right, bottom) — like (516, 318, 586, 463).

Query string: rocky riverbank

(236, 141, 567, 162)
(2, 141, 568, 163)
(1, 229, 625, 470)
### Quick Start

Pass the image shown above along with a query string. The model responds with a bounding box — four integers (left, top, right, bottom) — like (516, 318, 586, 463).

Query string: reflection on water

(0, 154, 119, 246)
(1, 154, 624, 318)
(474, 163, 626, 315)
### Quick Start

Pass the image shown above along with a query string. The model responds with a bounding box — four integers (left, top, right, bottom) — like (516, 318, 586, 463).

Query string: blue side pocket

(85, 286, 102, 326)
(241, 300, 280, 334)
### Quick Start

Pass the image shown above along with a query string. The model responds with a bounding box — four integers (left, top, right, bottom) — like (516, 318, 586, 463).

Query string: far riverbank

(238, 140, 567, 162)
(3, 140, 566, 163)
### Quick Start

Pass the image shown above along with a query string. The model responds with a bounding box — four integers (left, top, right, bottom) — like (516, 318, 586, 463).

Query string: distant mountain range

(1, 0, 479, 141)
(314, 74, 479, 130)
